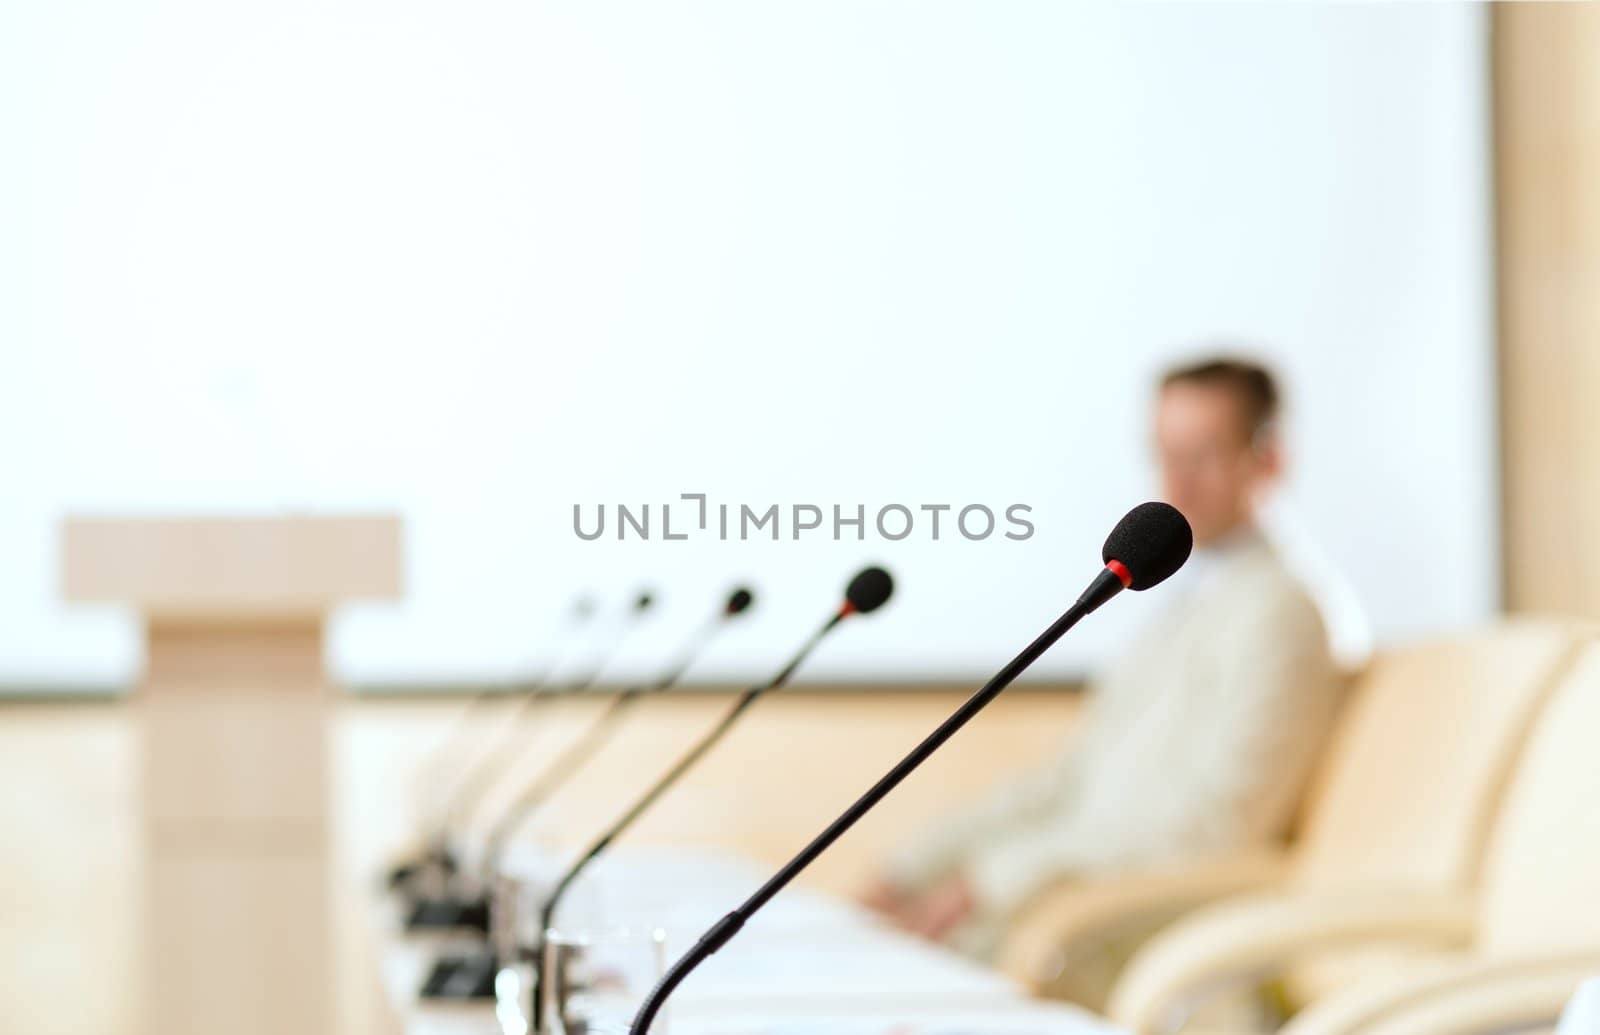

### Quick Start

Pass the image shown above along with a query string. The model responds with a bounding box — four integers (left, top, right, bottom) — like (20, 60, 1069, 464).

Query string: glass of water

(540, 925, 668, 1035)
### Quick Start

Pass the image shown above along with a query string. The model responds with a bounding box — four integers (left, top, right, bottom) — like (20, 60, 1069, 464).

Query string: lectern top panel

(61, 515, 402, 619)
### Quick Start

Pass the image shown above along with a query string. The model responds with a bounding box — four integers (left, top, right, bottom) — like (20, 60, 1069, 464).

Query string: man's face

(1153, 382, 1276, 547)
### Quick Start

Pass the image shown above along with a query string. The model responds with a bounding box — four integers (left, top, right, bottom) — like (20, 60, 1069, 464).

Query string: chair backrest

(1290, 620, 1588, 893)
(1477, 640, 1600, 956)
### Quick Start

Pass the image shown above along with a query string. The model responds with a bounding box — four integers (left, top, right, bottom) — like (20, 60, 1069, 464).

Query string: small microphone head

(844, 566, 895, 615)
(635, 590, 656, 613)
(725, 587, 755, 616)
(1101, 502, 1193, 591)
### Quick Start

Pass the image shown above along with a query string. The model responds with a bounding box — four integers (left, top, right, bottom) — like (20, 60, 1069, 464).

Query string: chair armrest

(997, 852, 1292, 995)
(1281, 952, 1600, 1035)
(1106, 888, 1477, 1034)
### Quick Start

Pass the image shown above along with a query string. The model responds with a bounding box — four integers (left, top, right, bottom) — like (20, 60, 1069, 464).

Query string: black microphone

(478, 587, 754, 871)
(528, 568, 893, 1032)
(406, 590, 657, 929)
(388, 595, 600, 892)
(411, 595, 599, 805)
(627, 503, 1192, 1034)
(437, 593, 654, 852)
(418, 586, 759, 999)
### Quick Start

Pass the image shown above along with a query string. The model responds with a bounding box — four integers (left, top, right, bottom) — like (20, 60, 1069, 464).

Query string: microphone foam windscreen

(1101, 502, 1193, 591)
(726, 587, 755, 615)
(845, 566, 895, 614)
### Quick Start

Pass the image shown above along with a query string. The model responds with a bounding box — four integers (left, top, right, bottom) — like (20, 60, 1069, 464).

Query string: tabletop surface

(374, 847, 1121, 1035)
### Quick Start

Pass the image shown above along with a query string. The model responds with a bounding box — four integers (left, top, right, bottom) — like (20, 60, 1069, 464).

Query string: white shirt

(888, 525, 1344, 947)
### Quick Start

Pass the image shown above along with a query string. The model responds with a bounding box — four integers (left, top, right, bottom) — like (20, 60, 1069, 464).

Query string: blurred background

(4, 3, 1600, 1035)
(1, 1, 1505, 689)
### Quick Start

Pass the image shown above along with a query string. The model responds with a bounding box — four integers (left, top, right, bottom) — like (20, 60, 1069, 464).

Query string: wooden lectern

(61, 515, 402, 1035)
(62, 515, 402, 682)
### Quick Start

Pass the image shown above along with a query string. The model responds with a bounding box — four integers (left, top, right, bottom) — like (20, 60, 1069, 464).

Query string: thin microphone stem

(420, 618, 585, 785)
(440, 672, 594, 839)
(538, 692, 759, 929)
(628, 587, 1113, 1035)
(411, 628, 584, 840)
(411, 690, 498, 804)
(529, 611, 843, 1032)
(440, 613, 655, 842)
(482, 690, 642, 870)
(482, 612, 732, 875)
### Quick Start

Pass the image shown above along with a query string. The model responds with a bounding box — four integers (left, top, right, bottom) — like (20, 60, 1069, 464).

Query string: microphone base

(418, 949, 499, 1000)
(404, 894, 491, 934)
(386, 846, 458, 897)
(385, 860, 423, 889)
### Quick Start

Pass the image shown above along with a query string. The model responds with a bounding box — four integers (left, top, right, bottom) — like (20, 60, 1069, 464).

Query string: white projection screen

(0, 2, 1497, 689)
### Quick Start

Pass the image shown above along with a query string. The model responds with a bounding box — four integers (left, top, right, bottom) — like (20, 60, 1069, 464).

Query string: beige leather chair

(997, 620, 1589, 1022)
(1271, 640, 1600, 1035)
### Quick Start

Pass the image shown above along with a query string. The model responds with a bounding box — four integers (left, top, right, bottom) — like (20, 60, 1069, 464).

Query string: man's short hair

(1160, 357, 1280, 445)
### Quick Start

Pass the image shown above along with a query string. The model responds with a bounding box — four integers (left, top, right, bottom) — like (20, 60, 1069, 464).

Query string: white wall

(0, 2, 1496, 687)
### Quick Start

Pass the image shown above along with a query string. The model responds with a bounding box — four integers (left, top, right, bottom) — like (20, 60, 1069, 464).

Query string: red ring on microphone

(1106, 559, 1133, 589)
(838, 599, 858, 618)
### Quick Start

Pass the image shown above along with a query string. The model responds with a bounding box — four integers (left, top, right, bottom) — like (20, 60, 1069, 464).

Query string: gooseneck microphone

(389, 596, 600, 891)
(437, 593, 656, 851)
(529, 567, 894, 1032)
(418, 587, 758, 998)
(411, 596, 599, 809)
(480, 586, 756, 868)
(627, 503, 1192, 1035)
(406, 591, 657, 929)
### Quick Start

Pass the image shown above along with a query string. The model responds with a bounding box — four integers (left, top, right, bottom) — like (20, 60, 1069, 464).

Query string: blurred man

(863, 357, 1342, 968)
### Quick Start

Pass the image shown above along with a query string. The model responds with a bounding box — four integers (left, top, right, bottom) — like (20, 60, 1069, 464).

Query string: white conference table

(372, 847, 1119, 1035)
